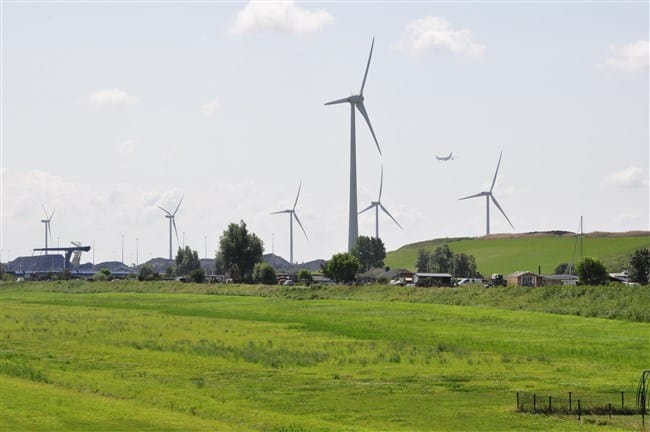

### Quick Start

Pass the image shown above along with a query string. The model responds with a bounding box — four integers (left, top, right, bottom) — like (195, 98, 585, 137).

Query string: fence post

(533, 394, 536, 414)
(569, 391, 572, 413)
(516, 392, 520, 411)
(578, 400, 581, 420)
(621, 391, 624, 410)
(608, 402, 612, 419)
(549, 396, 552, 414)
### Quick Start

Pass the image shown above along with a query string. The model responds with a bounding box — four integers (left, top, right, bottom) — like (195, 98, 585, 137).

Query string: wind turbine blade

(356, 101, 382, 155)
(491, 195, 514, 230)
(490, 151, 503, 192)
(360, 37, 375, 95)
(158, 206, 172, 216)
(47, 223, 52, 241)
(172, 219, 180, 248)
(49, 208, 55, 220)
(293, 212, 308, 240)
(271, 210, 291, 215)
(324, 96, 351, 106)
(459, 192, 487, 201)
(173, 196, 184, 216)
(358, 203, 375, 214)
(42, 205, 49, 218)
(293, 180, 302, 211)
(378, 165, 384, 201)
(380, 203, 402, 229)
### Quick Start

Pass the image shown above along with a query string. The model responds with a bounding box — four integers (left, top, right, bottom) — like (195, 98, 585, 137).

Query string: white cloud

(605, 40, 649, 72)
(227, 0, 333, 36)
(603, 166, 649, 188)
(394, 16, 485, 58)
(89, 88, 138, 105)
(201, 100, 220, 116)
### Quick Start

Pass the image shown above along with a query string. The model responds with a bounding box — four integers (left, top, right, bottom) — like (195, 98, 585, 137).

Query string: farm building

(506, 271, 544, 287)
(413, 272, 453, 287)
(542, 274, 579, 286)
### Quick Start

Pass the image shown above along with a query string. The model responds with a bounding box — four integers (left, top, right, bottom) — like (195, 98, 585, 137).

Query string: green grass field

(385, 232, 649, 275)
(1, 281, 649, 431)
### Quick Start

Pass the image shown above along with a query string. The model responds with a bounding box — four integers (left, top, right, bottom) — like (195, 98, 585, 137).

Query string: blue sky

(1, 1, 648, 265)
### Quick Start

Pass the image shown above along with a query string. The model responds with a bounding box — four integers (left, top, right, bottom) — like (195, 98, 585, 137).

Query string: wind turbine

(41, 206, 54, 255)
(325, 37, 382, 252)
(359, 165, 402, 239)
(158, 196, 183, 260)
(459, 151, 514, 236)
(271, 181, 308, 264)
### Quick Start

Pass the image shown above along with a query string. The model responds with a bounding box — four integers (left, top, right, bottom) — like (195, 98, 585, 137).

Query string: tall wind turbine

(359, 165, 402, 239)
(459, 151, 514, 236)
(41, 206, 54, 255)
(158, 196, 183, 260)
(271, 181, 308, 264)
(325, 37, 382, 252)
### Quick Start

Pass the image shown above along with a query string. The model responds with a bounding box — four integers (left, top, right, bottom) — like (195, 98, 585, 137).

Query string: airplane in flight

(435, 152, 454, 161)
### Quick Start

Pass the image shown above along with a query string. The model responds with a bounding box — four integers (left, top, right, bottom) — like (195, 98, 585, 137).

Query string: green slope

(385, 231, 649, 276)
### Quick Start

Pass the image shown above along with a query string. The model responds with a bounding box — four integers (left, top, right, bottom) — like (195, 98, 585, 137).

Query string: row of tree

(571, 248, 650, 285)
(415, 245, 479, 278)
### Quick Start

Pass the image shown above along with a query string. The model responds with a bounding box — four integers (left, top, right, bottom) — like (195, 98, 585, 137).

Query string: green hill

(385, 231, 649, 276)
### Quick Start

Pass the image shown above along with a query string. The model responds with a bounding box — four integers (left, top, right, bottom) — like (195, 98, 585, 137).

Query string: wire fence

(516, 390, 642, 417)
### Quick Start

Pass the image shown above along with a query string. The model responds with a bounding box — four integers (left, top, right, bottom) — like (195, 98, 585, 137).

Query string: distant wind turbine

(271, 181, 308, 264)
(41, 205, 55, 255)
(359, 165, 402, 239)
(158, 196, 183, 260)
(459, 151, 514, 236)
(325, 37, 382, 252)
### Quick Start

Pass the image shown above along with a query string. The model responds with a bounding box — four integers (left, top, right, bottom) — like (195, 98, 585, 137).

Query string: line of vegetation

(3, 280, 648, 323)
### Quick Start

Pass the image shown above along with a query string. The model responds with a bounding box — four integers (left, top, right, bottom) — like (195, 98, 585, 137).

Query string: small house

(506, 271, 544, 287)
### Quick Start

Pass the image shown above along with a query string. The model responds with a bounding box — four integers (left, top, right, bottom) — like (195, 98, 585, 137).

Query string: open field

(385, 232, 650, 275)
(1, 281, 649, 431)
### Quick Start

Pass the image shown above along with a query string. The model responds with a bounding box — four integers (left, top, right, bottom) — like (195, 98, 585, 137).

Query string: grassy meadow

(1, 281, 649, 431)
(384, 232, 650, 275)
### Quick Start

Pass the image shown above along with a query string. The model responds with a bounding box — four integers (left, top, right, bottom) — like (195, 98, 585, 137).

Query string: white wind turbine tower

(325, 37, 382, 252)
(271, 181, 308, 264)
(459, 151, 514, 236)
(41, 206, 55, 255)
(359, 165, 402, 239)
(158, 196, 183, 260)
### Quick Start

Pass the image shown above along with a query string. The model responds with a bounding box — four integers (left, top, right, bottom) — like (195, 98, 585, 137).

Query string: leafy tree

(138, 265, 160, 281)
(213, 253, 225, 275)
(351, 236, 386, 271)
(554, 262, 575, 275)
(416, 249, 431, 272)
(452, 253, 478, 278)
(628, 248, 650, 285)
(297, 269, 313, 285)
(253, 262, 277, 285)
(430, 244, 454, 273)
(174, 246, 201, 276)
(190, 268, 206, 283)
(322, 253, 360, 283)
(576, 257, 609, 285)
(218, 220, 264, 283)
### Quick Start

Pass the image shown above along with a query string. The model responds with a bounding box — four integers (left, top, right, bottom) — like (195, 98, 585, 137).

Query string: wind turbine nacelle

(349, 95, 364, 104)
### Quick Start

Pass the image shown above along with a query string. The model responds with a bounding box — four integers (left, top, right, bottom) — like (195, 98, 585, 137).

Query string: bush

(577, 257, 608, 285)
(190, 268, 205, 284)
(297, 269, 313, 285)
(253, 262, 277, 285)
(93, 268, 112, 281)
(138, 265, 160, 281)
